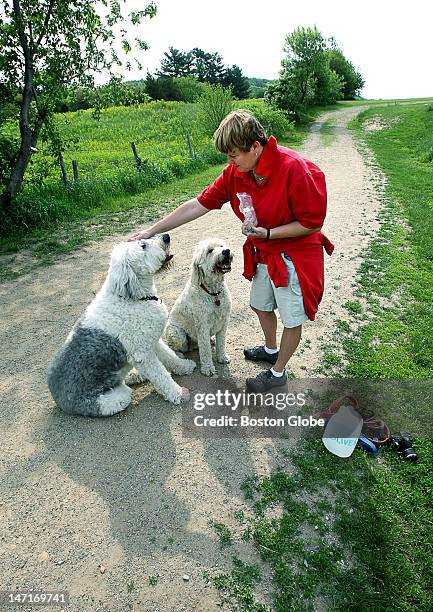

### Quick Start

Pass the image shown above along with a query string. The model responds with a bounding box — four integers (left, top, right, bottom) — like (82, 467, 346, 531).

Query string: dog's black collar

(139, 295, 161, 302)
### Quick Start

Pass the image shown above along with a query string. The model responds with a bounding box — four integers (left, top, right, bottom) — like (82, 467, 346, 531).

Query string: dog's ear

(107, 245, 141, 299)
(190, 243, 205, 286)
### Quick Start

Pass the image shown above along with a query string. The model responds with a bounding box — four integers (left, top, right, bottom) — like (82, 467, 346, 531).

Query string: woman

(128, 110, 333, 391)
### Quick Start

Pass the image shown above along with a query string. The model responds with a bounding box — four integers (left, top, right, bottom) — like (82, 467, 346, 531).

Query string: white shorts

(250, 255, 309, 329)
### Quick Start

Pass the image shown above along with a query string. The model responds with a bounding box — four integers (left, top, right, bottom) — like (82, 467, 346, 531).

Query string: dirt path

(0, 106, 381, 611)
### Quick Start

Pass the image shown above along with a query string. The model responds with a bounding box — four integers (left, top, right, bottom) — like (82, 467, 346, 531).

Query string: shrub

(174, 77, 206, 102)
(0, 123, 19, 193)
(197, 83, 234, 135)
(239, 101, 295, 140)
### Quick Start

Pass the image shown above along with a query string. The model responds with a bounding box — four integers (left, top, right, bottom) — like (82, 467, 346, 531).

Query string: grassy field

(339, 96, 433, 107)
(0, 100, 228, 238)
(205, 103, 433, 610)
(56, 101, 209, 178)
(339, 103, 433, 379)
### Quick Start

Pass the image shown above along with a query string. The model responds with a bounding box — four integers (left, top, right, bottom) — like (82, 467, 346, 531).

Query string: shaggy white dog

(165, 238, 233, 376)
(47, 235, 195, 417)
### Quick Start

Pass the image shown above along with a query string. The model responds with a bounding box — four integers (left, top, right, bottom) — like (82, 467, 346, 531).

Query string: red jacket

(197, 136, 334, 320)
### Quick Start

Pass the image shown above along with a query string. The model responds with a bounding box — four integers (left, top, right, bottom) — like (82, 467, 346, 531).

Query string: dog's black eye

(140, 242, 147, 250)
(208, 248, 213, 253)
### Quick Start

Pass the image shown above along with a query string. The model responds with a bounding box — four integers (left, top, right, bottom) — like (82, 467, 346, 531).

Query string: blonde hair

(214, 109, 268, 153)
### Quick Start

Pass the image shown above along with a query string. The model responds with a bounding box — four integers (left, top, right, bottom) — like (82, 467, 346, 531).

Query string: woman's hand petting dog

(127, 227, 155, 242)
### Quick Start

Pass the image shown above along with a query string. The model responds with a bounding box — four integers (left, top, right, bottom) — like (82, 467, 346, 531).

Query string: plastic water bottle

(237, 192, 257, 235)
(322, 404, 363, 458)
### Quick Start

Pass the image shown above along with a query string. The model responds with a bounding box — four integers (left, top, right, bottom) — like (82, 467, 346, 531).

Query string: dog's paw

(216, 353, 231, 364)
(201, 362, 216, 376)
(181, 387, 190, 402)
(163, 382, 186, 405)
(170, 386, 190, 405)
(174, 358, 196, 375)
(125, 369, 146, 386)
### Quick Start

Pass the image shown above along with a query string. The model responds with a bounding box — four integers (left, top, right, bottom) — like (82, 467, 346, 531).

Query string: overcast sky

(122, 0, 433, 100)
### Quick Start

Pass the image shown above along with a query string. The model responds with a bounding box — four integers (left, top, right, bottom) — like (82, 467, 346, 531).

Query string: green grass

(208, 436, 432, 611)
(24, 100, 215, 186)
(234, 440, 433, 610)
(338, 97, 433, 107)
(320, 119, 338, 146)
(209, 520, 234, 547)
(204, 558, 266, 611)
(344, 103, 433, 377)
(57, 101, 207, 178)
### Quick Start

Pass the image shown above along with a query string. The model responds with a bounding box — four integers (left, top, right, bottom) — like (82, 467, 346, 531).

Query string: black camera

(389, 432, 418, 462)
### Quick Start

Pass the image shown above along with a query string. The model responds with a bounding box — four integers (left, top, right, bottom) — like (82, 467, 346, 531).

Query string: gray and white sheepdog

(47, 235, 195, 417)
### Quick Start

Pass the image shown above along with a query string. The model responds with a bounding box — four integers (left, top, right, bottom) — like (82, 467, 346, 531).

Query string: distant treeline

(54, 31, 363, 117)
(53, 45, 271, 112)
(54, 75, 272, 113)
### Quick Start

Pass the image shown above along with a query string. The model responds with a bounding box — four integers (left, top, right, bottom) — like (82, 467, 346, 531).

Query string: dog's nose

(162, 233, 170, 244)
(222, 249, 230, 257)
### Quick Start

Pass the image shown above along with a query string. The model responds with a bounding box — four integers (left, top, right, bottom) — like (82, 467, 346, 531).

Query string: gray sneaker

(244, 345, 279, 365)
(246, 369, 288, 392)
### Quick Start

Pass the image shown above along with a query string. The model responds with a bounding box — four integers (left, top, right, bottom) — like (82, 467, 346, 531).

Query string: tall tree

(223, 65, 251, 99)
(266, 26, 345, 120)
(191, 48, 225, 84)
(325, 46, 364, 99)
(0, 0, 157, 209)
(157, 46, 194, 78)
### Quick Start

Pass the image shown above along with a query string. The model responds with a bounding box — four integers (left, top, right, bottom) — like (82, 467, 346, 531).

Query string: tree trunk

(0, 123, 40, 209)
(2, 119, 43, 204)
(0, 0, 36, 211)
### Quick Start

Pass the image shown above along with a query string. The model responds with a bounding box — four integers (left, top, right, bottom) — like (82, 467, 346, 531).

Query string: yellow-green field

(55, 101, 210, 180)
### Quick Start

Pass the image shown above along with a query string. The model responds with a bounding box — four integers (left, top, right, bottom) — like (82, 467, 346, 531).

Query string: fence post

(59, 147, 68, 186)
(72, 160, 79, 182)
(186, 131, 194, 158)
(131, 142, 142, 168)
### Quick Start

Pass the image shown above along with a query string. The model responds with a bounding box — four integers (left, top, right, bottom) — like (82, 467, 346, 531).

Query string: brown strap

(328, 394, 360, 412)
(200, 283, 221, 297)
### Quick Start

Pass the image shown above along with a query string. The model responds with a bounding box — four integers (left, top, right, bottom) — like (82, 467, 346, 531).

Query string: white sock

(264, 346, 278, 354)
(271, 368, 285, 377)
